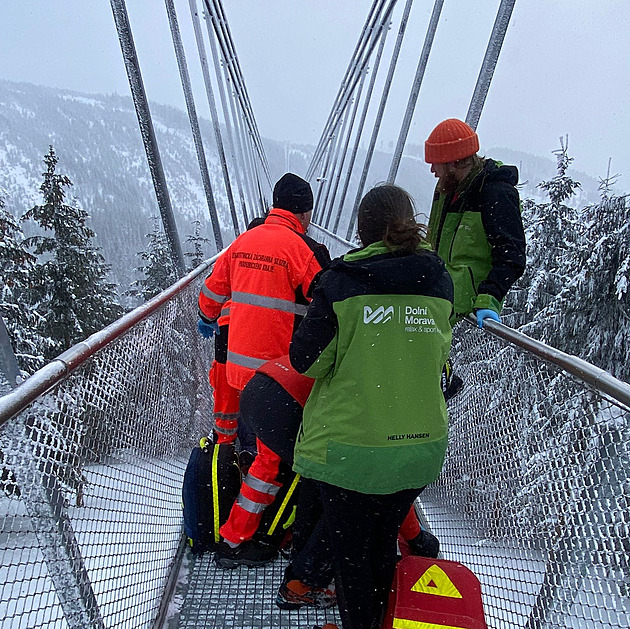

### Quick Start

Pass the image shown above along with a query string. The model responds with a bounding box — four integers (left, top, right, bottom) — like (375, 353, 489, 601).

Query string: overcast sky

(2, 1, 629, 190)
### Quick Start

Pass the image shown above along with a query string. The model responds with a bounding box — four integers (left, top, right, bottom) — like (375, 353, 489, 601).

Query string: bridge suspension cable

(346, 0, 415, 241)
(110, 0, 187, 276)
(165, 0, 223, 252)
(466, 0, 517, 130)
(307, 0, 397, 182)
(204, 0, 272, 190)
(387, 0, 444, 183)
(313, 0, 517, 239)
(188, 0, 242, 235)
(203, 3, 252, 227)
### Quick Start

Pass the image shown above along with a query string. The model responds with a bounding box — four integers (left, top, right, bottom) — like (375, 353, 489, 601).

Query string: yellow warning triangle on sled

(411, 564, 463, 599)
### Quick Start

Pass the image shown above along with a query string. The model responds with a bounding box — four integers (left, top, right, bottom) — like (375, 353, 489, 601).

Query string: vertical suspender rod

(466, 0, 517, 130)
(387, 0, 444, 183)
(164, 0, 223, 252)
(110, 0, 186, 276)
(187, 0, 241, 236)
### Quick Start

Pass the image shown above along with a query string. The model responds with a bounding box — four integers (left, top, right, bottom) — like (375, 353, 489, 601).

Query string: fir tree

(22, 147, 123, 358)
(185, 220, 211, 271)
(127, 217, 178, 301)
(0, 193, 50, 372)
(508, 137, 582, 322)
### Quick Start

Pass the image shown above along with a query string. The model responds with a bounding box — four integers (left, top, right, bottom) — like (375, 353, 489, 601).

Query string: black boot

(407, 529, 440, 558)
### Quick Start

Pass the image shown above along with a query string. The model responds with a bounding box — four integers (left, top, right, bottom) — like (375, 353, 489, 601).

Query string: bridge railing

(1, 234, 629, 628)
(425, 316, 630, 629)
(0, 256, 218, 629)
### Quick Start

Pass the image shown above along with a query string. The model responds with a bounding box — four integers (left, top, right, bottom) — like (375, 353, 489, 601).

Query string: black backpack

(182, 438, 241, 554)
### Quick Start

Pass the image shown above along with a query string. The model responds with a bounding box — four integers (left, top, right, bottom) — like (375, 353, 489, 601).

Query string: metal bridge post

(0, 317, 20, 394)
(109, 0, 186, 276)
(164, 0, 223, 253)
(388, 0, 444, 183)
(465, 0, 517, 130)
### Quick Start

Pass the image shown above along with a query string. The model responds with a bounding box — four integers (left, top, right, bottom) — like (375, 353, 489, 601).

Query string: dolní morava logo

(363, 305, 394, 324)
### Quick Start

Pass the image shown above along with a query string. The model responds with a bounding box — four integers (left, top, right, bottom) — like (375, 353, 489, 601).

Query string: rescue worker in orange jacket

(198, 173, 330, 567)
(198, 173, 330, 391)
(197, 217, 266, 461)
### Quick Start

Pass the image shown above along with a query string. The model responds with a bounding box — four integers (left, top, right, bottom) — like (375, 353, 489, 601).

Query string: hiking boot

(276, 572, 336, 610)
(214, 540, 278, 569)
(407, 529, 440, 558)
(313, 625, 340, 629)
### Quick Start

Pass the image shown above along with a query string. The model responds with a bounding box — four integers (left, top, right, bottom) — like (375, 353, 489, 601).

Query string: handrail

(465, 314, 630, 409)
(0, 252, 223, 429)
(309, 222, 356, 249)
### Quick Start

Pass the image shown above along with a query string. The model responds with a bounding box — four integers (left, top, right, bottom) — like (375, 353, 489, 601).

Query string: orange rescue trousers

(220, 439, 283, 544)
(209, 360, 240, 444)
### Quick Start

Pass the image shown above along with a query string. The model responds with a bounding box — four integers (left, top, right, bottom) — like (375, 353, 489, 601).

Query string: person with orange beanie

(425, 118, 526, 328)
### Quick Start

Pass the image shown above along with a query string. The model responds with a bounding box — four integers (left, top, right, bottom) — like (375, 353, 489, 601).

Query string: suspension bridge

(1, 1, 629, 628)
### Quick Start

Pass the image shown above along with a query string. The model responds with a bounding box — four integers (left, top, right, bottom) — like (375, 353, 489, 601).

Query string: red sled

(382, 555, 487, 629)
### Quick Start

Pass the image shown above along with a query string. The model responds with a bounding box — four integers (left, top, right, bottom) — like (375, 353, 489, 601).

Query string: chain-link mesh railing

(0, 268, 215, 629)
(421, 320, 630, 629)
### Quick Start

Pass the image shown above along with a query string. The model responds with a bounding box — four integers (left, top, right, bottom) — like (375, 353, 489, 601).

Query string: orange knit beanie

(424, 118, 479, 164)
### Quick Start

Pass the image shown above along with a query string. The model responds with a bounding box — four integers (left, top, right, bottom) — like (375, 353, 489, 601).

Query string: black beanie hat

(273, 173, 313, 214)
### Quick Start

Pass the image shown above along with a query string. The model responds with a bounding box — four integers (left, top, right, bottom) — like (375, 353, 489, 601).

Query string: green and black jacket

(427, 158, 526, 319)
(290, 241, 453, 495)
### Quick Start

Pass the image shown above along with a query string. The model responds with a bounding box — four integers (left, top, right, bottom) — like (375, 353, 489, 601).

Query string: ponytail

(383, 218, 427, 253)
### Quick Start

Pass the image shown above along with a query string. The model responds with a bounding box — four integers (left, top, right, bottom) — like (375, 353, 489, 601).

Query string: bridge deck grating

(172, 551, 341, 629)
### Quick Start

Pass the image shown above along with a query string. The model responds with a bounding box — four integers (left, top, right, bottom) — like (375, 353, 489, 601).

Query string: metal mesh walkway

(170, 551, 341, 629)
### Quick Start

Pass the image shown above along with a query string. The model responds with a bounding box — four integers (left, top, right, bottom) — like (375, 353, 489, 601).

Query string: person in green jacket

(425, 118, 526, 328)
(288, 184, 454, 629)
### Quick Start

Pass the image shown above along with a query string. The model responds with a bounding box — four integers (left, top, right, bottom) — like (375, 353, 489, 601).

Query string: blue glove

(476, 309, 501, 329)
(197, 319, 219, 338)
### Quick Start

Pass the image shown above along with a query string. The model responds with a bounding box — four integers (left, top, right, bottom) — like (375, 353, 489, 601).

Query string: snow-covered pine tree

(0, 193, 50, 372)
(127, 217, 178, 301)
(506, 137, 582, 326)
(542, 192, 630, 381)
(185, 219, 211, 271)
(21, 146, 123, 358)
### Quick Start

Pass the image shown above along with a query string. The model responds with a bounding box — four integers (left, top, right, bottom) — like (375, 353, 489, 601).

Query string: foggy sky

(2, 1, 629, 191)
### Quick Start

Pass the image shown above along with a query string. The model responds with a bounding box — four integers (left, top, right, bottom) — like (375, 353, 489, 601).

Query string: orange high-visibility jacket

(198, 208, 330, 390)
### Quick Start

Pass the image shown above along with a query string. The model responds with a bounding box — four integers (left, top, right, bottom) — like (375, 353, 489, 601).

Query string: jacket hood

(479, 159, 518, 187)
(265, 207, 306, 234)
(330, 241, 443, 297)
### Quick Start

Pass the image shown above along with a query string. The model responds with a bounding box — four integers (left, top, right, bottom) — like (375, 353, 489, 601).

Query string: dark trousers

(292, 480, 421, 629)
(239, 373, 303, 464)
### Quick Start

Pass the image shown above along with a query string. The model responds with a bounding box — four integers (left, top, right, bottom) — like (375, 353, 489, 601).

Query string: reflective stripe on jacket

(198, 208, 330, 390)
